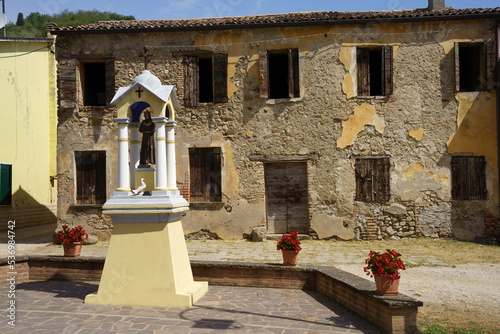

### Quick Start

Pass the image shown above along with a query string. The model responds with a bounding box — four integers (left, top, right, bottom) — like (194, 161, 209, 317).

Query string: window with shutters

(356, 46, 393, 97)
(451, 156, 486, 200)
(59, 57, 114, 108)
(355, 157, 390, 202)
(183, 53, 228, 107)
(259, 49, 300, 99)
(189, 148, 222, 202)
(455, 42, 495, 92)
(75, 151, 106, 205)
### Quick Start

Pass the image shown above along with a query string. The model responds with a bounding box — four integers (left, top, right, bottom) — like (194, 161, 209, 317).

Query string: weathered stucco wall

(0, 39, 58, 230)
(54, 18, 499, 241)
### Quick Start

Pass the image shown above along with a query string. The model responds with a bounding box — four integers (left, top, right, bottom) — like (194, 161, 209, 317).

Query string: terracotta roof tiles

(48, 7, 500, 34)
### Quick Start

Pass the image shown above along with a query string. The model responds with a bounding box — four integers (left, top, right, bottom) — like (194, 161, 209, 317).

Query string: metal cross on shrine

(135, 87, 144, 98)
(138, 45, 154, 70)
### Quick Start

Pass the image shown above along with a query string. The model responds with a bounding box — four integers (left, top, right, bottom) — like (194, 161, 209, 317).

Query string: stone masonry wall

(54, 18, 499, 241)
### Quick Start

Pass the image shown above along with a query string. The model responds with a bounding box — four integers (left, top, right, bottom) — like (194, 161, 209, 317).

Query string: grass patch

(419, 318, 498, 334)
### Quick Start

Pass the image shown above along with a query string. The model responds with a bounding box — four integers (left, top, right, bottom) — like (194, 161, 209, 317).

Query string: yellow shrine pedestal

(85, 195, 208, 307)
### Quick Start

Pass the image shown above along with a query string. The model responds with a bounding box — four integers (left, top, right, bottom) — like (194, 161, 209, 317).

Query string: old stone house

(48, 2, 500, 242)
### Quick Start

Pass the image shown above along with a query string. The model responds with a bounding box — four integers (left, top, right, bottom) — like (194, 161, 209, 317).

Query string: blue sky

(3, 0, 500, 22)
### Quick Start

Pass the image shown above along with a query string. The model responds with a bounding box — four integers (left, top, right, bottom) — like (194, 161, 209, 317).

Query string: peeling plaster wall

(54, 18, 499, 241)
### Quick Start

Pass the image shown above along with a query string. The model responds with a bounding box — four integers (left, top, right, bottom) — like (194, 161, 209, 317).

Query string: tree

(6, 10, 135, 38)
(16, 13, 25, 26)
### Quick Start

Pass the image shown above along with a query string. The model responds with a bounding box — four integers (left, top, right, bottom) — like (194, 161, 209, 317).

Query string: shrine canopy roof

(110, 70, 179, 120)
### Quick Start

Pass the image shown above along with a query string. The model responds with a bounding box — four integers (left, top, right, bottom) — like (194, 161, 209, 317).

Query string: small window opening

(268, 52, 289, 99)
(199, 57, 213, 103)
(458, 45, 482, 92)
(368, 49, 383, 96)
(83, 62, 106, 106)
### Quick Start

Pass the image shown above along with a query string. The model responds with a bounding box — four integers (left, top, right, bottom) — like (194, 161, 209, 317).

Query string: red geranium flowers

(56, 224, 89, 244)
(364, 249, 406, 280)
(276, 231, 302, 252)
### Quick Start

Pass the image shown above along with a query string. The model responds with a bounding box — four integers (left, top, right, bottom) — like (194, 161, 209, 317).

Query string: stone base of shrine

(85, 216, 207, 308)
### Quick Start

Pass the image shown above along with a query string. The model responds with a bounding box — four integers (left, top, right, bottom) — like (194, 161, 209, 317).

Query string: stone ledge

(0, 255, 28, 265)
(0, 256, 422, 333)
(312, 266, 423, 308)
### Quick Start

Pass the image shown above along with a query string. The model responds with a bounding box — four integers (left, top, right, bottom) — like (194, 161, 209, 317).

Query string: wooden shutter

(184, 56, 199, 107)
(189, 148, 222, 202)
(105, 58, 115, 107)
(208, 148, 222, 202)
(469, 156, 486, 200)
(259, 50, 269, 98)
(356, 158, 390, 202)
(287, 49, 300, 98)
(383, 46, 393, 96)
(357, 48, 370, 96)
(451, 156, 486, 200)
(484, 41, 496, 91)
(355, 158, 371, 201)
(374, 158, 390, 201)
(76, 152, 106, 204)
(189, 149, 203, 202)
(59, 58, 77, 109)
(454, 42, 460, 92)
(213, 53, 228, 103)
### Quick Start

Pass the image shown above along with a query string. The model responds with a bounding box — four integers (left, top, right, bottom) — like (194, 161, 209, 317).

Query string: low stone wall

(0, 256, 422, 334)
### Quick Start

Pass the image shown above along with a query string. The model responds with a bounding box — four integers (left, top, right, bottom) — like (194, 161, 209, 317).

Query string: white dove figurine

(131, 178, 146, 196)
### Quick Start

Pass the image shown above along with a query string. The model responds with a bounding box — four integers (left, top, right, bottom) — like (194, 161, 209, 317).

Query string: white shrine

(85, 67, 208, 307)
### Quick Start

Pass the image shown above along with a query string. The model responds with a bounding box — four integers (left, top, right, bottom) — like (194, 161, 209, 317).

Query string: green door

(0, 163, 12, 205)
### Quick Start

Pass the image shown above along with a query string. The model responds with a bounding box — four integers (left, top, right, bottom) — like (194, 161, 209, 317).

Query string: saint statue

(139, 110, 155, 166)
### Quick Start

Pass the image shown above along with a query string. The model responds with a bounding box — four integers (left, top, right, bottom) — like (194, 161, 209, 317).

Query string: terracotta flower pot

(282, 250, 299, 266)
(63, 242, 82, 258)
(374, 275, 400, 296)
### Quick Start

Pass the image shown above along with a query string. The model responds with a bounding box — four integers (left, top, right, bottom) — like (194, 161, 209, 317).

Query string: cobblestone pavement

(5, 239, 449, 267)
(0, 237, 449, 333)
(0, 280, 383, 333)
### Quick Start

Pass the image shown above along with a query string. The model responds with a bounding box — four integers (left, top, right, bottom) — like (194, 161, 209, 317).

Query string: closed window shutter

(184, 56, 199, 107)
(76, 152, 106, 204)
(484, 41, 496, 91)
(213, 53, 228, 103)
(287, 49, 300, 98)
(259, 50, 269, 98)
(356, 158, 390, 202)
(189, 148, 222, 202)
(383, 46, 393, 96)
(208, 149, 222, 202)
(189, 149, 203, 202)
(59, 58, 77, 109)
(469, 156, 486, 200)
(375, 158, 390, 201)
(105, 58, 115, 107)
(454, 42, 460, 92)
(451, 156, 487, 200)
(355, 158, 371, 201)
(357, 48, 370, 96)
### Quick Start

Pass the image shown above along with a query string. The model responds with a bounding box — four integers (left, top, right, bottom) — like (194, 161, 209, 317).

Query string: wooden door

(265, 162, 308, 234)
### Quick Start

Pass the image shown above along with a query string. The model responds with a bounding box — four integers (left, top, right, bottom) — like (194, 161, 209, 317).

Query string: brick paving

(5, 239, 449, 267)
(0, 237, 448, 333)
(0, 280, 383, 333)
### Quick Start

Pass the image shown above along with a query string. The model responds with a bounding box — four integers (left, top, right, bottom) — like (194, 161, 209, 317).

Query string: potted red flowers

(364, 249, 406, 296)
(56, 224, 88, 257)
(276, 231, 301, 266)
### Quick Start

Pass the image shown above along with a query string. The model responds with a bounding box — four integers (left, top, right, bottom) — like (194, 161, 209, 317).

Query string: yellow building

(0, 37, 58, 231)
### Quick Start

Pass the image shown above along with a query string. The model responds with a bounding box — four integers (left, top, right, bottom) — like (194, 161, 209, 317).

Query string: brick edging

(0, 256, 422, 334)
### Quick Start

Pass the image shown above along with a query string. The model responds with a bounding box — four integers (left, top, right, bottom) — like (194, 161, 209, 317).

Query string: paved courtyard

(0, 280, 383, 333)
